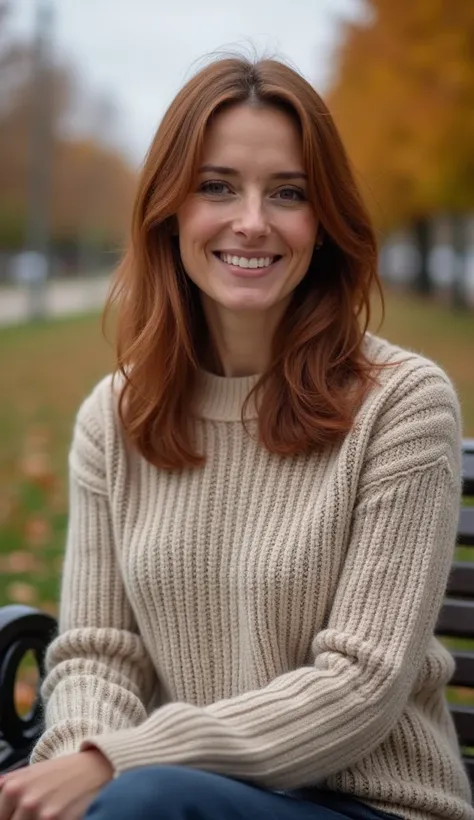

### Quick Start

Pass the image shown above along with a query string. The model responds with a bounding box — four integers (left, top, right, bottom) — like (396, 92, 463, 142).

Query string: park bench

(0, 440, 473, 785)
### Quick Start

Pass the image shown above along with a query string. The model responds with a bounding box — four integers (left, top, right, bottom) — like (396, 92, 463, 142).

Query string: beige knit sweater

(31, 334, 472, 820)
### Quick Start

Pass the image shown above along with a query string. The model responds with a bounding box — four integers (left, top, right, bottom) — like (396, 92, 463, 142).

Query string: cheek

(281, 212, 318, 256)
(177, 204, 221, 253)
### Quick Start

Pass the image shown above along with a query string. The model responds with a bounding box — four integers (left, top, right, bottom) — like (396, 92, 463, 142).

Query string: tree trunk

(450, 213, 467, 310)
(412, 217, 432, 296)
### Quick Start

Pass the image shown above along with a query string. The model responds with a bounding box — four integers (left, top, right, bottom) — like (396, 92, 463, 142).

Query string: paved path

(0, 276, 110, 326)
(2, 272, 472, 328)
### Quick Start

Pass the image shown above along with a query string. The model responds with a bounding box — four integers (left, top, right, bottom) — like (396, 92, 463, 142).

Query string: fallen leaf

(18, 452, 51, 480)
(14, 681, 36, 716)
(24, 516, 52, 548)
(39, 600, 58, 617)
(18, 454, 55, 492)
(7, 582, 38, 605)
(4, 551, 40, 573)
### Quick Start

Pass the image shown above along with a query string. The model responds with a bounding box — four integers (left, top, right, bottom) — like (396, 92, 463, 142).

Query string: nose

(231, 194, 270, 240)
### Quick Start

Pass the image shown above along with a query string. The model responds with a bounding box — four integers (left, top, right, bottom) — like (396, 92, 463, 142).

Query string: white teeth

(219, 253, 275, 269)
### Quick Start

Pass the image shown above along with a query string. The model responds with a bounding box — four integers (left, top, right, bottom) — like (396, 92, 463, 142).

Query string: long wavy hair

(105, 55, 384, 470)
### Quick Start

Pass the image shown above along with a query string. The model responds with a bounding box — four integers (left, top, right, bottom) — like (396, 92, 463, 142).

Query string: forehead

(200, 104, 304, 171)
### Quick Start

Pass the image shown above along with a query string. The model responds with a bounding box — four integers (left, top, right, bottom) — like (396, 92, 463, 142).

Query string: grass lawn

(0, 288, 473, 614)
(0, 312, 114, 613)
(373, 289, 474, 436)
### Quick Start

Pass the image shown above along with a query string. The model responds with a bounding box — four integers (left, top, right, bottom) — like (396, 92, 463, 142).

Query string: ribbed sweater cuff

(80, 712, 197, 776)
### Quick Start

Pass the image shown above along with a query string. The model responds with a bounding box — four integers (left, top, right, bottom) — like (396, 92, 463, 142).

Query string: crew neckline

(194, 370, 261, 421)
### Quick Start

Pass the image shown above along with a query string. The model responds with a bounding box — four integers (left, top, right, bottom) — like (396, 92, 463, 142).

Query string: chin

(215, 288, 277, 313)
(223, 297, 276, 313)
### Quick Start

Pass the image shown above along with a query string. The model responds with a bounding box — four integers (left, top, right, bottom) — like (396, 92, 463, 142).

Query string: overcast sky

(7, 0, 367, 166)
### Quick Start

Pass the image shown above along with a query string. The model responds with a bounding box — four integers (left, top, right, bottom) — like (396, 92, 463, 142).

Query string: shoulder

(69, 373, 124, 493)
(356, 333, 462, 491)
(363, 332, 460, 420)
(75, 373, 120, 432)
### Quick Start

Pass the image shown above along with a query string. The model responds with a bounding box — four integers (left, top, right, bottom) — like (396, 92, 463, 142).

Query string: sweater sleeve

(30, 382, 158, 763)
(80, 366, 463, 789)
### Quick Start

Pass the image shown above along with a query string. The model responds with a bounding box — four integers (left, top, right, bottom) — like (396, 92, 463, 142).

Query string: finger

(0, 776, 22, 820)
(15, 795, 40, 820)
(0, 777, 44, 820)
(11, 800, 36, 820)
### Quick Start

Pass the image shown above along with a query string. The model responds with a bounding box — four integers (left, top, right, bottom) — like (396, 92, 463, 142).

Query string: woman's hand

(0, 749, 113, 820)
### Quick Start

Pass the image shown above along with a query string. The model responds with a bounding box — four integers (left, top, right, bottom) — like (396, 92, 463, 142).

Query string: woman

(0, 55, 471, 820)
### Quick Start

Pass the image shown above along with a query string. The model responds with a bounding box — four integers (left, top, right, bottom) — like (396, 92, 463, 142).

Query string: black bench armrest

(0, 605, 57, 773)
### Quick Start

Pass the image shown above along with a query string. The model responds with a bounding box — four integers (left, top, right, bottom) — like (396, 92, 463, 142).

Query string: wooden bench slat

(451, 706, 474, 747)
(447, 563, 474, 598)
(450, 651, 474, 688)
(462, 439, 474, 496)
(462, 444, 474, 496)
(458, 508, 474, 546)
(437, 600, 474, 639)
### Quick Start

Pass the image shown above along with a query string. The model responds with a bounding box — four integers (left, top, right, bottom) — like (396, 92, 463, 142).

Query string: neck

(201, 296, 288, 377)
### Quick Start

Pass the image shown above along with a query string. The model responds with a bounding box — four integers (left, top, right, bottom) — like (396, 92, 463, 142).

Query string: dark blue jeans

(85, 765, 402, 820)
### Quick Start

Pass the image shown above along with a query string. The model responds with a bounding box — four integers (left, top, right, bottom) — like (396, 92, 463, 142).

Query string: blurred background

(0, 0, 473, 643)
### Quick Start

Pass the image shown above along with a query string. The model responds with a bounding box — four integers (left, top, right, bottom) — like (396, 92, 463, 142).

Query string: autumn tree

(0, 1, 136, 259)
(327, 0, 474, 294)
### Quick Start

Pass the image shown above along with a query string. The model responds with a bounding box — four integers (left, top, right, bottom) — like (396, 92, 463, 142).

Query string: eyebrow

(198, 164, 308, 181)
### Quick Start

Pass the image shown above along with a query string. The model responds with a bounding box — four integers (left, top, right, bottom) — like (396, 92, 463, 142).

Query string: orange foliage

(50, 137, 136, 242)
(15, 681, 36, 716)
(327, 0, 474, 229)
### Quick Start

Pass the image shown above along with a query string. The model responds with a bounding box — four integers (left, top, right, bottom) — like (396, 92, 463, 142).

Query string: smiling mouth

(214, 252, 282, 270)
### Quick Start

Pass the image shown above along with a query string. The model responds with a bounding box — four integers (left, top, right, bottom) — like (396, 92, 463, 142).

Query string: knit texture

(31, 334, 472, 820)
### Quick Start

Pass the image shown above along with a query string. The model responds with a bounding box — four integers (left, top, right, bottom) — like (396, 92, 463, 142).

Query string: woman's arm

(80, 366, 462, 789)
(30, 386, 158, 763)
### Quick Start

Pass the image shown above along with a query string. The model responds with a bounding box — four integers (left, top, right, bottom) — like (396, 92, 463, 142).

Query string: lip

(213, 251, 281, 278)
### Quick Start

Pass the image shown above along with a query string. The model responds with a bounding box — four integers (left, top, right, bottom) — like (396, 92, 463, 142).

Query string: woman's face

(176, 103, 318, 317)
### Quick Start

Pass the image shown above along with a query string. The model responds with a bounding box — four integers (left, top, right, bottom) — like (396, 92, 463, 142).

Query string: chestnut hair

(105, 55, 384, 470)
